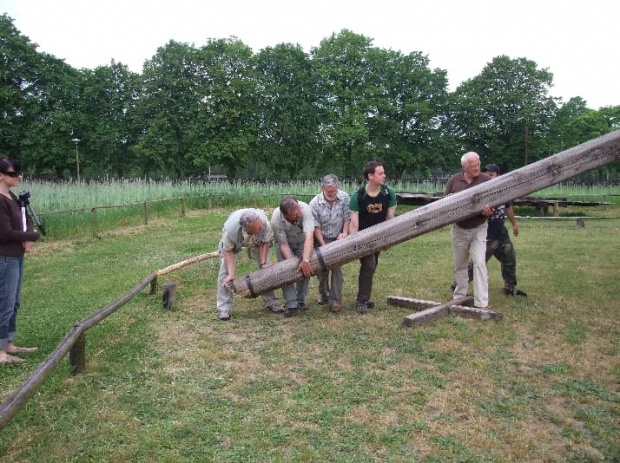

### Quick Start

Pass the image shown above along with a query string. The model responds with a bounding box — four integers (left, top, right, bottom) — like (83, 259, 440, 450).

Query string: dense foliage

(2, 15, 619, 180)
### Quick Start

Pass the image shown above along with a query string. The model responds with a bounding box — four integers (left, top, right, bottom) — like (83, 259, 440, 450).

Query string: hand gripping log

(232, 130, 620, 297)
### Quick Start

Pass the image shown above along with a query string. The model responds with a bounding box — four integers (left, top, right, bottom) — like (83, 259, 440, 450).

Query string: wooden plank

(388, 296, 503, 326)
(399, 297, 472, 327)
(388, 295, 472, 311)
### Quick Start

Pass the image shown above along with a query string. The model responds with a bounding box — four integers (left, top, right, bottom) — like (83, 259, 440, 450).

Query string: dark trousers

(356, 252, 380, 303)
(486, 238, 518, 288)
(467, 237, 518, 288)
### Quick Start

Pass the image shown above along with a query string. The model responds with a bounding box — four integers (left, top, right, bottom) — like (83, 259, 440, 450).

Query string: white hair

(461, 152, 480, 167)
(239, 210, 261, 231)
(321, 174, 340, 188)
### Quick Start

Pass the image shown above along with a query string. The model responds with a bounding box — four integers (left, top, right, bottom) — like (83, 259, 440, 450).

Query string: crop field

(19, 178, 620, 240)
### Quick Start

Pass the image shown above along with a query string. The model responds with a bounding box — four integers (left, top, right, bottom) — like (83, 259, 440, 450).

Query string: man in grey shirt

(271, 197, 315, 317)
(217, 208, 283, 321)
(309, 174, 350, 312)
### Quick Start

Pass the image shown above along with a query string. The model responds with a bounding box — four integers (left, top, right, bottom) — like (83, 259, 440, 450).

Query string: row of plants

(20, 179, 620, 240)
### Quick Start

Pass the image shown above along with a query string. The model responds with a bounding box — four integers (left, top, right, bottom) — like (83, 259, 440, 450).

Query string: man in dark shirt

(445, 152, 493, 308)
(349, 161, 397, 314)
(482, 164, 527, 296)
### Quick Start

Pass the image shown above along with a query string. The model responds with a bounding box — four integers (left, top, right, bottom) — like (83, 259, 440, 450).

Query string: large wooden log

(232, 130, 620, 298)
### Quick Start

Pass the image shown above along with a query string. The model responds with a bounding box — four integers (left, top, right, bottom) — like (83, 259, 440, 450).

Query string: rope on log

(156, 251, 219, 276)
(231, 130, 620, 298)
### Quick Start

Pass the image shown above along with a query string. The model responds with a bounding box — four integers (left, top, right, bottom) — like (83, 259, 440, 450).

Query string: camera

(17, 190, 31, 207)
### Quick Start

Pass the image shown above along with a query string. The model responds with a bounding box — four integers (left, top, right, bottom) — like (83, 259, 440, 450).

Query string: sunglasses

(2, 171, 21, 178)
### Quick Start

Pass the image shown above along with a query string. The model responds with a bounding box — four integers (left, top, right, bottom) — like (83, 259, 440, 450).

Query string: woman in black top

(0, 156, 39, 364)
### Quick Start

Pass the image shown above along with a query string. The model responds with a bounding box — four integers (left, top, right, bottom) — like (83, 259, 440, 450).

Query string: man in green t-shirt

(349, 161, 397, 314)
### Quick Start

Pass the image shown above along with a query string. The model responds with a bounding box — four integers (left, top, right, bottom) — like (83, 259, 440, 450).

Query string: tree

(311, 30, 377, 178)
(365, 48, 450, 178)
(187, 38, 258, 179)
(80, 62, 141, 177)
(450, 55, 558, 170)
(136, 40, 201, 177)
(254, 43, 321, 179)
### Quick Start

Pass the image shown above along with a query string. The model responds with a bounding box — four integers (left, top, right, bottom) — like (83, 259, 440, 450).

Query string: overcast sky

(2, 0, 619, 109)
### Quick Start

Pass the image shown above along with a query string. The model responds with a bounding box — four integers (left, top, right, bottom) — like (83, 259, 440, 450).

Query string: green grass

(1, 205, 619, 461)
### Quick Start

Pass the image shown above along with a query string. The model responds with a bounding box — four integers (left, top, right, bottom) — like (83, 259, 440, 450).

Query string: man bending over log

(217, 209, 283, 321)
(271, 198, 315, 317)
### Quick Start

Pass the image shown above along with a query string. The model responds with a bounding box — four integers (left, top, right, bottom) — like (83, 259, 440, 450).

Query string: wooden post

(180, 198, 186, 217)
(143, 201, 148, 225)
(553, 202, 560, 217)
(162, 282, 177, 310)
(90, 208, 98, 238)
(149, 276, 158, 295)
(208, 194, 212, 209)
(69, 333, 86, 375)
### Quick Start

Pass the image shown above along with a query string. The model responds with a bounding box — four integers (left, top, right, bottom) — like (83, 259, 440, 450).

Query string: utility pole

(71, 138, 81, 182)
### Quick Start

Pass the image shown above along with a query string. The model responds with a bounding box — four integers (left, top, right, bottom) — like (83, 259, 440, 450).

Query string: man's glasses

(2, 171, 20, 178)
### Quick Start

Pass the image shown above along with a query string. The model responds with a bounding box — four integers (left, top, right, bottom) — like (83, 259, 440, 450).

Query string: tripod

(17, 191, 47, 236)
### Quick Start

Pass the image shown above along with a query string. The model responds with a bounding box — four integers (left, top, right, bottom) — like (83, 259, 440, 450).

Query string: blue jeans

(0, 256, 23, 349)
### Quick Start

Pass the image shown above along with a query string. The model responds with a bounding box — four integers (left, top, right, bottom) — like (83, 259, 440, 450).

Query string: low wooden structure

(387, 296, 503, 327)
(396, 193, 611, 217)
(232, 130, 620, 298)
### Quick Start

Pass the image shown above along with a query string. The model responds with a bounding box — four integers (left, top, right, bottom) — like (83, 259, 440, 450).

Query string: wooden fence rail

(0, 250, 220, 431)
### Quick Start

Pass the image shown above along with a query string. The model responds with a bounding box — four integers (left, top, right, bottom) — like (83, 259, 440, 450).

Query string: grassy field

(1, 204, 619, 462)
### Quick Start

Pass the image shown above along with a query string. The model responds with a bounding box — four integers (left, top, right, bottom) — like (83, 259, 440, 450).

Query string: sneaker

(356, 301, 368, 315)
(267, 304, 285, 313)
(331, 304, 342, 313)
(297, 302, 308, 311)
(366, 301, 375, 309)
(504, 287, 528, 297)
(219, 314, 231, 321)
(317, 299, 329, 306)
(283, 307, 298, 318)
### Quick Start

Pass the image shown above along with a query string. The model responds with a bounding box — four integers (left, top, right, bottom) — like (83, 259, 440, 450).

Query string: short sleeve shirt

(309, 190, 351, 239)
(220, 208, 272, 253)
(487, 202, 512, 240)
(271, 201, 315, 246)
(445, 172, 491, 229)
(349, 185, 397, 230)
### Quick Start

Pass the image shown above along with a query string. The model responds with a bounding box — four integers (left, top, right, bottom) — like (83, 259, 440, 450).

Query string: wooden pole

(69, 333, 86, 375)
(180, 198, 186, 217)
(90, 208, 98, 238)
(156, 251, 219, 276)
(143, 201, 148, 225)
(231, 130, 620, 298)
(149, 277, 158, 295)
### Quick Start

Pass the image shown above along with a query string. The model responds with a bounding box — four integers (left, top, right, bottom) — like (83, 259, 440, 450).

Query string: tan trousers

(451, 222, 489, 308)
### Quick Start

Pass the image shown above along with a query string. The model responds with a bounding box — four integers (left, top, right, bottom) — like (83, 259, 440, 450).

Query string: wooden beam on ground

(387, 296, 503, 327)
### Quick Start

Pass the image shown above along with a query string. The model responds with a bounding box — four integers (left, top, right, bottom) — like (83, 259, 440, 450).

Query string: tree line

(2, 14, 619, 181)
